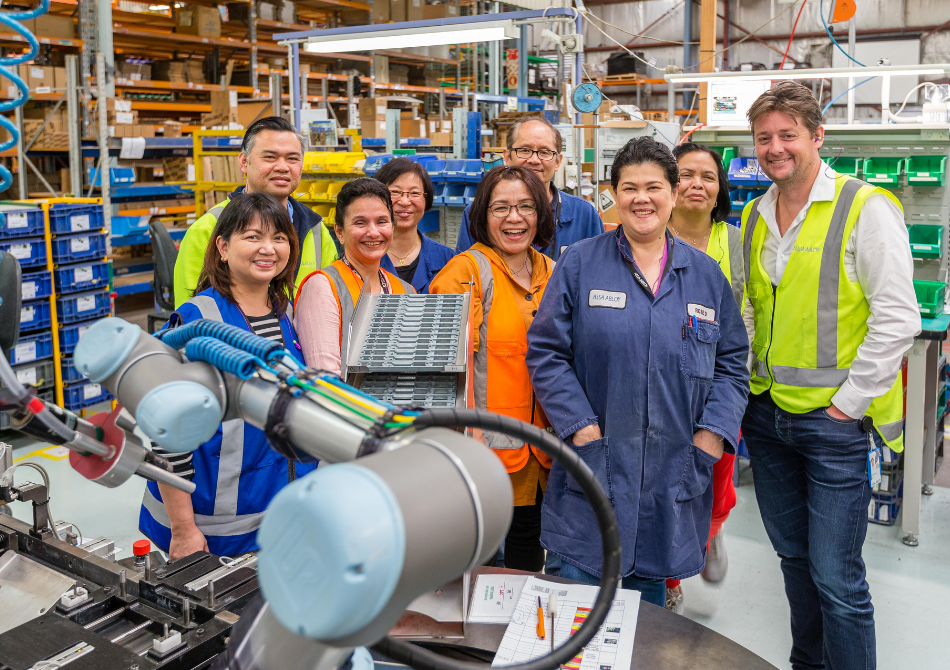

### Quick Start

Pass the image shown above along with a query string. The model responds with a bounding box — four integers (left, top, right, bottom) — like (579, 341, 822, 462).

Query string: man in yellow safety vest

(740, 81, 919, 670)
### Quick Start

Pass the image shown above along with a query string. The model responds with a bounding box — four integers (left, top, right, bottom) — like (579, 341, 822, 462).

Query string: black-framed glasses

(510, 147, 559, 161)
(489, 203, 538, 218)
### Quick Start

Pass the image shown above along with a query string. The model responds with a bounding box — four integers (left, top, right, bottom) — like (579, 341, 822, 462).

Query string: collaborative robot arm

(71, 317, 621, 670)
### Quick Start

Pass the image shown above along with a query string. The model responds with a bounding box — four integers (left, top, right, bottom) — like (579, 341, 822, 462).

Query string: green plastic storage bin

(862, 157, 903, 187)
(904, 155, 947, 187)
(913, 280, 946, 318)
(823, 156, 861, 177)
(907, 224, 943, 259)
(714, 146, 738, 166)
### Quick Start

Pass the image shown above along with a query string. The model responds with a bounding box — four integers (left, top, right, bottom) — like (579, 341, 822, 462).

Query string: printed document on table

(491, 576, 640, 670)
(468, 573, 530, 624)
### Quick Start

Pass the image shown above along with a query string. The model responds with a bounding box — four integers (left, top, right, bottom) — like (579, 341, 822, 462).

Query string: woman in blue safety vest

(374, 157, 455, 293)
(139, 193, 317, 559)
(526, 138, 750, 607)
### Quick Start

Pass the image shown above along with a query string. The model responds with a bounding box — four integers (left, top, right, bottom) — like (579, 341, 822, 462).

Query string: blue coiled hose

(185, 337, 260, 380)
(0, 0, 51, 193)
(159, 318, 285, 362)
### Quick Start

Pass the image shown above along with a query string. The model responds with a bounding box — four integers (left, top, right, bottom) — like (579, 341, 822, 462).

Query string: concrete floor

(2, 431, 948, 669)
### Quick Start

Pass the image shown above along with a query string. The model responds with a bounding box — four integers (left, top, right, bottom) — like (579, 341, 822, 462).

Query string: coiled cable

(159, 318, 284, 362)
(185, 337, 260, 380)
(0, 0, 51, 193)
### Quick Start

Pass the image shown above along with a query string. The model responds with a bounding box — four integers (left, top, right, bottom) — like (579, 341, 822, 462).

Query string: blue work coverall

(526, 229, 750, 580)
(455, 188, 604, 260)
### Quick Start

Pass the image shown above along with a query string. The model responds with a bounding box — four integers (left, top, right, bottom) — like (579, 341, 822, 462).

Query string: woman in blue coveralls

(525, 137, 750, 607)
(140, 192, 317, 559)
(374, 157, 455, 293)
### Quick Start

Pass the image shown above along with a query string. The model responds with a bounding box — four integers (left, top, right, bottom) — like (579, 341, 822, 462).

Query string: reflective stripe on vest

(725, 223, 744, 308)
(144, 293, 264, 538)
(323, 263, 358, 362)
(743, 176, 905, 450)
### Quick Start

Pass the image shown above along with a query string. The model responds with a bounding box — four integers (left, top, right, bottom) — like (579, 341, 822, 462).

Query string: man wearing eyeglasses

(455, 117, 604, 259)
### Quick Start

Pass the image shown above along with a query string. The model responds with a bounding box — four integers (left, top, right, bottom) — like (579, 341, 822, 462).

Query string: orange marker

(536, 596, 545, 639)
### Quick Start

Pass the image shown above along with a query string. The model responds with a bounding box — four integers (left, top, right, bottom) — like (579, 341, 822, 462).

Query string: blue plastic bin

(443, 185, 466, 207)
(49, 204, 104, 234)
(51, 231, 107, 264)
(59, 321, 96, 355)
(54, 260, 110, 294)
(60, 356, 86, 384)
(408, 154, 439, 166)
(87, 166, 136, 187)
(21, 270, 52, 301)
(463, 185, 478, 205)
(426, 160, 446, 184)
(432, 183, 446, 206)
(362, 154, 394, 176)
(57, 289, 111, 324)
(0, 207, 44, 238)
(9, 331, 53, 365)
(462, 160, 483, 183)
(0, 237, 46, 269)
(728, 157, 772, 186)
(63, 380, 112, 411)
(19, 300, 51, 333)
(111, 215, 149, 237)
(442, 160, 467, 182)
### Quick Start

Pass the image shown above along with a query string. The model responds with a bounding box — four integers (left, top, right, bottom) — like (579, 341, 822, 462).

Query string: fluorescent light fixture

(666, 64, 950, 84)
(304, 22, 519, 53)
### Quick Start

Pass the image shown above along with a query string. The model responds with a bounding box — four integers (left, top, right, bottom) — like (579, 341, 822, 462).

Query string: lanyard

(619, 231, 674, 298)
(548, 188, 563, 261)
(342, 256, 391, 294)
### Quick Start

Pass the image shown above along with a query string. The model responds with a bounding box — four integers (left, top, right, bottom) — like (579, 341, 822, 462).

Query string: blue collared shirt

(380, 232, 455, 293)
(526, 229, 749, 580)
(455, 186, 604, 260)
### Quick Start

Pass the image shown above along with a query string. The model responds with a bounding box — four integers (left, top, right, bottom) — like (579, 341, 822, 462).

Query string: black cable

(372, 408, 621, 670)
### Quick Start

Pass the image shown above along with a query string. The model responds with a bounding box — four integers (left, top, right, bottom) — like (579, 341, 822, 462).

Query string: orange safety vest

(295, 259, 415, 354)
(462, 247, 553, 473)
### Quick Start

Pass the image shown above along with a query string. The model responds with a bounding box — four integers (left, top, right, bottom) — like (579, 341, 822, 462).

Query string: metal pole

(270, 71, 282, 117)
(518, 24, 528, 110)
(574, 10, 583, 124)
(347, 76, 356, 129)
(96, 53, 111, 255)
(288, 43, 301, 130)
(15, 66, 26, 200)
(322, 77, 329, 111)
(683, 0, 693, 111)
(668, 82, 675, 122)
(250, 1, 258, 92)
(846, 17, 856, 124)
(66, 55, 81, 196)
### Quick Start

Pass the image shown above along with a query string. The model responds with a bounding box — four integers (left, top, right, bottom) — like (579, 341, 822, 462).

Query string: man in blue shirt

(455, 117, 604, 260)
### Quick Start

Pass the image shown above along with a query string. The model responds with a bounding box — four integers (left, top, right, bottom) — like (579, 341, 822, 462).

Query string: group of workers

(141, 80, 919, 670)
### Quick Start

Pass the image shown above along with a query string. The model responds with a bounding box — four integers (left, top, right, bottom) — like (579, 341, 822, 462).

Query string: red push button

(133, 539, 151, 556)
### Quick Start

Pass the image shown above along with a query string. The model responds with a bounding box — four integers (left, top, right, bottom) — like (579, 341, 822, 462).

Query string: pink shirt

(294, 274, 342, 375)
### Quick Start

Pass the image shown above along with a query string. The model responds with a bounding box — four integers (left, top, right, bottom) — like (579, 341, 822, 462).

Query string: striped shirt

(246, 311, 285, 347)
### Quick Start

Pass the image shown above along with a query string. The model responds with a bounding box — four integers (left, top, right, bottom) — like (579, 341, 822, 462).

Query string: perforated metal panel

(356, 294, 465, 370)
(360, 373, 459, 408)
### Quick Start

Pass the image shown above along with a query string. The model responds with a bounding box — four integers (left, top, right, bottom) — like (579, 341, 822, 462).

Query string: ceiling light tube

(304, 24, 519, 54)
(666, 64, 950, 84)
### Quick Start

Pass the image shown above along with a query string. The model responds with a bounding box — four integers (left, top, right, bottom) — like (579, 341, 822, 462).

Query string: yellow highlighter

(536, 596, 545, 640)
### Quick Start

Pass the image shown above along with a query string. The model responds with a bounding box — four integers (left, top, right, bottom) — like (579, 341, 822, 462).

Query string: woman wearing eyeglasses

(373, 157, 455, 293)
(429, 165, 556, 572)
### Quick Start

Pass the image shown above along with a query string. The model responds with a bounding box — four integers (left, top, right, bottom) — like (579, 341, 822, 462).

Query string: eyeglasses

(510, 147, 559, 162)
(389, 189, 426, 201)
(490, 203, 538, 218)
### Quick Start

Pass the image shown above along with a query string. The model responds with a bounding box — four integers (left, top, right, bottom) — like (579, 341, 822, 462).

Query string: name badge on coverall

(687, 303, 716, 322)
(589, 289, 627, 309)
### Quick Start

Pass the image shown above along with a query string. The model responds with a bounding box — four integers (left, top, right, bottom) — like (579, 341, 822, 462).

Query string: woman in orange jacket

(295, 178, 415, 376)
(429, 165, 556, 571)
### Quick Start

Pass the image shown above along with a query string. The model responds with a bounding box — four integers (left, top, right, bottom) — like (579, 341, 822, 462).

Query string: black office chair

(148, 220, 179, 334)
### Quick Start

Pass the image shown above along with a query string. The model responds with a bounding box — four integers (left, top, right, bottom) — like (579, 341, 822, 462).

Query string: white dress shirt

(743, 165, 921, 418)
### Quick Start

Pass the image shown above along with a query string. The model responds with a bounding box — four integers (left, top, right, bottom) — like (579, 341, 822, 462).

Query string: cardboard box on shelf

(373, 54, 389, 83)
(371, 0, 390, 22)
(361, 121, 387, 138)
(359, 98, 387, 122)
(23, 106, 67, 132)
(400, 118, 426, 138)
(161, 121, 184, 138)
(238, 99, 271, 128)
(152, 60, 205, 84)
(115, 59, 152, 81)
(26, 65, 55, 91)
(430, 132, 452, 146)
(423, 3, 459, 19)
(390, 0, 406, 23)
(407, 0, 424, 21)
(176, 5, 221, 38)
(257, 1, 276, 21)
(25, 14, 76, 39)
(53, 67, 67, 90)
(427, 118, 451, 134)
(163, 157, 194, 182)
(278, 0, 295, 23)
(200, 89, 240, 127)
(23, 120, 69, 150)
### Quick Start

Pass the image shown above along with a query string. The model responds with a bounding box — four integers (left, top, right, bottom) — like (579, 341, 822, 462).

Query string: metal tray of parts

(345, 293, 470, 374)
(359, 373, 461, 408)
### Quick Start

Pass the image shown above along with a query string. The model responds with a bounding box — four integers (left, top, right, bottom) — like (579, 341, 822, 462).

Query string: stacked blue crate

(432, 160, 484, 208)
(0, 205, 56, 410)
(726, 157, 773, 227)
(49, 202, 114, 411)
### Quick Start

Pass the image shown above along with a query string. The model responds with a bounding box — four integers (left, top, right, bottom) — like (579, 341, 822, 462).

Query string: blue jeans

(557, 560, 666, 608)
(743, 393, 876, 670)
